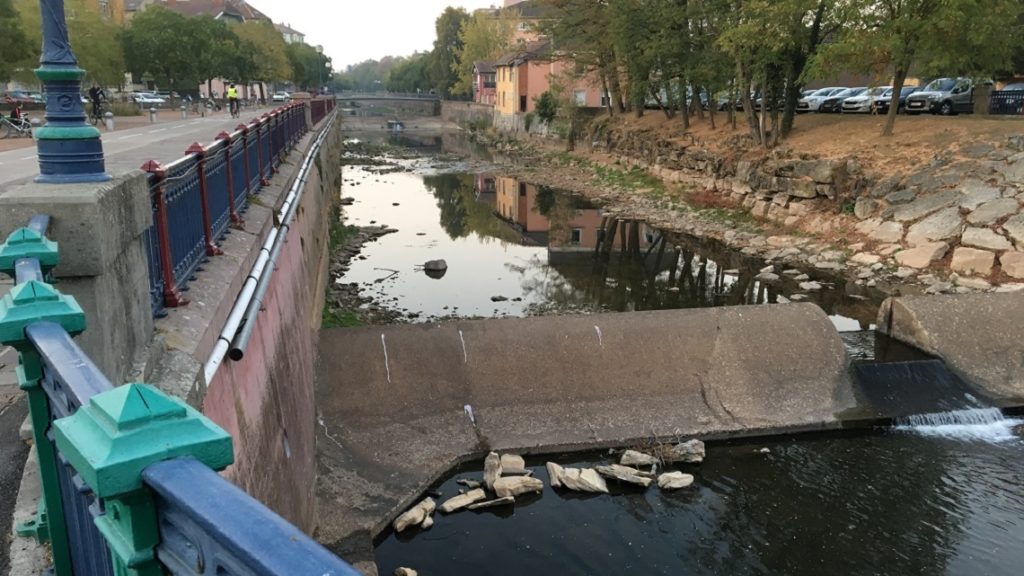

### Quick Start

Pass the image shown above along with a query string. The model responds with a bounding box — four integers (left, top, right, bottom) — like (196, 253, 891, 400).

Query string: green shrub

(110, 102, 142, 116)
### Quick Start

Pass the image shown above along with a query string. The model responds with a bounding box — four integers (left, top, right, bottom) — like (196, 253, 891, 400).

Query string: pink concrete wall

(201, 121, 341, 532)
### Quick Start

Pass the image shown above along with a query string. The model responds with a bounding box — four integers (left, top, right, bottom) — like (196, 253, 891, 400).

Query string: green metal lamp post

(34, 0, 111, 183)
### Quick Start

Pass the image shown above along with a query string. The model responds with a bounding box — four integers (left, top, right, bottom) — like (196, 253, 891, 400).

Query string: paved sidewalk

(0, 106, 274, 188)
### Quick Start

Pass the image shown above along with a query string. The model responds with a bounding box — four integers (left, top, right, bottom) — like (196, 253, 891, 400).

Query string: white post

(149, 107, 157, 123)
(104, 112, 114, 132)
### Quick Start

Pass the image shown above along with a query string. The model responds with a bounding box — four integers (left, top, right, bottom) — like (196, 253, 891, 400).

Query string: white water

(896, 408, 1024, 442)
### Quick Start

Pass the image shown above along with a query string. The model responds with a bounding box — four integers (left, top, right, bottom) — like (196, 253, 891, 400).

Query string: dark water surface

(375, 428, 1024, 576)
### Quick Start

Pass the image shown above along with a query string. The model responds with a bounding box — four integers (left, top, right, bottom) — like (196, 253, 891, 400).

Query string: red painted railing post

(237, 124, 252, 196)
(185, 142, 223, 257)
(141, 160, 188, 307)
(216, 131, 242, 224)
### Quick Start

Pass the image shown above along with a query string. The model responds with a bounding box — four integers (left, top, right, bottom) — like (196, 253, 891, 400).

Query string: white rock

(393, 498, 436, 533)
(850, 252, 881, 266)
(905, 207, 963, 246)
(493, 476, 544, 498)
(596, 464, 653, 488)
(500, 454, 526, 471)
(894, 242, 948, 269)
(620, 450, 659, 467)
(799, 281, 823, 292)
(560, 467, 610, 493)
(484, 451, 502, 490)
(420, 516, 434, 530)
(439, 489, 486, 513)
(395, 568, 419, 576)
(950, 247, 995, 276)
(657, 471, 695, 490)
(546, 462, 564, 488)
(666, 439, 706, 463)
(962, 227, 1013, 251)
(467, 496, 515, 510)
(1001, 252, 1024, 279)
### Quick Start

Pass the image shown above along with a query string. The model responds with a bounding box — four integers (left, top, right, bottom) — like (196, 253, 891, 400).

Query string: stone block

(892, 189, 961, 222)
(854, 197, 879, 220)
(966, 198, 1019, 226)
(905, 207, 963, 246)
(1004, 214, 1024, 246)
(1000, 251, 1024, 279)
(961, 227, 1013, 252)
(894, 242, 948, 269)
(950, 247, 995, 276)
(869, 221, 905, 244)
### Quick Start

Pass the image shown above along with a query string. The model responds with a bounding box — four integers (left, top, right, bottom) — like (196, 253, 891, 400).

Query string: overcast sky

(255, 0, 501, 69)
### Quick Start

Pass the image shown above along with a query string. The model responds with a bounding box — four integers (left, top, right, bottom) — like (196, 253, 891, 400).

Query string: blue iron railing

(0, 215, 358, 576)
(142, 98, 336, 316)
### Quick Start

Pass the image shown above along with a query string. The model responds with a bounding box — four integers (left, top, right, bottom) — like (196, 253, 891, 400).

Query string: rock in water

(493, 476, 544, 498)
(657, 472, 695, 490)
(667, 439, 706, 464)
(561, 468, 610, 494)
(596, 464, 653, 488)
(423, 259, 448, 271)
(620, 450, 659, 467)
(420, 516, 434, 529)
(484, 452, 502, 490)
(456, 478, 481, 489)
(467, 496, 515, 510)
(394, 568, 418, 576)
(500, 454, 527, 472)
(439, 489, 486, 514)
(546, 462, 565, 488)
(392, 498, 436, 532)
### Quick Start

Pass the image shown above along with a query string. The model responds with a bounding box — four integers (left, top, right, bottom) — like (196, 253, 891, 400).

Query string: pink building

(473, 61, 497, 105)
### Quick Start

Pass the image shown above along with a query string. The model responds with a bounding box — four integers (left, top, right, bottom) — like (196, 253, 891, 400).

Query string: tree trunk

(600, 69, 614, 118)
(883, 66, 909, 137)
(258, 83, 266, 105)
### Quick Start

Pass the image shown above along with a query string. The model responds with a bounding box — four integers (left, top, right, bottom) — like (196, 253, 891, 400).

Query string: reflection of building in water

(492, 176, 651, 254)
(475, 173, 497, 208)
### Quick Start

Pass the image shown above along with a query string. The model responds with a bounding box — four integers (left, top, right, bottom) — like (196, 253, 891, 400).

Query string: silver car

(905, 78, 974, 115)
(842, 87, 891, 114)
(798, 87, 847, 112)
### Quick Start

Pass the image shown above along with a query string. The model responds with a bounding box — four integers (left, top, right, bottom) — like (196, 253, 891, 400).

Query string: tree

(122, 7, 199, 90)
(232, 19, 290, 102)
(428, 7, 469, 97)
(14, 0, 125, 87)
(287, 42, 332, 91)
(385, 54, 432, 93)
(0, 0, 29, 82)
(815, 0, 1024, 136)
(191, 15, 241, 97)
(452, 9, 514, 97)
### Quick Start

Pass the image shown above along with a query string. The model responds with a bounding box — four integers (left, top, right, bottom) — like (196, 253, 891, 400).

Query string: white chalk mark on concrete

(595, 325, 604, 348)
(381, 334, 391, 383)
(18, 155, 35, 161)
(459, 330, 468, 364)
(464, 404, 476, 425)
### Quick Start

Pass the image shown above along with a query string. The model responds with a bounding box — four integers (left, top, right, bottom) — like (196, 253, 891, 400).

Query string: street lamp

(316, 45, 324, 94)
(34, 0, 110, 183)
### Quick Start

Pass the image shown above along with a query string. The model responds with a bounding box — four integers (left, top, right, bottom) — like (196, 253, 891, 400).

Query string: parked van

(905, 77, 975, 115)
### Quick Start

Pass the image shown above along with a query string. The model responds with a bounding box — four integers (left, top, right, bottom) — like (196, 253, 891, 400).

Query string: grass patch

(322, 307, 362, 329)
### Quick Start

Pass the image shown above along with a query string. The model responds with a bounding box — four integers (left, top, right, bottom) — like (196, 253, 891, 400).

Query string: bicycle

(89, 102, 108, 126)
(229, 98, 240, 119)
(0, 115, 33, 139)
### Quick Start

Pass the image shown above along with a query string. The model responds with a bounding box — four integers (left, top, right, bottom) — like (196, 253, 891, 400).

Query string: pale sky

(254, 0, 502, 69)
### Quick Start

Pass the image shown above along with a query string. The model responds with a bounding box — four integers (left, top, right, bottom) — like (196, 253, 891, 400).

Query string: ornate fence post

(141, 161, 188, 308)
(252, 118, 269, 187)
(185, 143, 223, 257)
(0, 225, 87, 576)
(54, 383, 234, 576)
(238, 124, 252, 197)
(215, 132, 242, 225)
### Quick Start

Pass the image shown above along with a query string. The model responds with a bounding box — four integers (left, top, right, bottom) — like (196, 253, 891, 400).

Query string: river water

(342, 133, 1024, 575)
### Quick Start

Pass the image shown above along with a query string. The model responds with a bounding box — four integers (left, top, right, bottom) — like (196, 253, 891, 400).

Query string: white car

(132, 92, 166, 106)
(797, 87, 846, 112)
(271, 92, 291, 103)
(842, 87, 891, 113)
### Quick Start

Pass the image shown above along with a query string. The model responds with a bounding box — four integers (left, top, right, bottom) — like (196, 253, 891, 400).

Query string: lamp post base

(35, 138, 111, 184)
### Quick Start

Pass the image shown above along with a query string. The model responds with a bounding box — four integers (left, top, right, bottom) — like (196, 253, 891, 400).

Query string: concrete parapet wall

(878, 294, 1024, 403)
(440, 101, 494, 129)
(315, 304, 854, 544)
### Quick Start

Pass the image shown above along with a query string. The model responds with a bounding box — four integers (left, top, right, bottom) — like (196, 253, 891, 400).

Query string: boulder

(420, 516, 434, 530)
(755, 272, 780, 283)
(892, 190, 961, 222)
(423, 259, 448, 271)
(395, 568, 418, 576)
(1003, 214, 1024, 246)
(546, 462, 565, 488)
(950, 247, 995, 276)
(657, 472, 695, 490)
(483, 451, 502, 490)
(959, 181, 1003, 210)
(869, 221, 905, 244)
(439, 489, 487, 513)
(500, 454, 526, 471)
(850, 253, 881, 266)
(966, 198, 1019, 226)
(666, 439, 706, 464)
(596, 465, 654, 488)
(854, 197, 879, 220)
(493, 476, 544, 498)
(799, 281, 823, 292)
(393, 498, 436, 533)
(905, 208, 963, 246)
(620, 450, 659, 467)
(961, 228, 1013, 252)
(885, 189, 918, 205)
(1002, 252, 1024, 279)
(467, 496, 515, 510)
(560, 468, 610, 494)
(894, 242, 948, 269)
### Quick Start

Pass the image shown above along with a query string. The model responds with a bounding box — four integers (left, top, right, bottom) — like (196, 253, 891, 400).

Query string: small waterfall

(896, 408, 1023, 442)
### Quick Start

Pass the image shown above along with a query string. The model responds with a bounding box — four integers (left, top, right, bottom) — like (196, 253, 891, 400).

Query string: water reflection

(341, 156, 881, 326)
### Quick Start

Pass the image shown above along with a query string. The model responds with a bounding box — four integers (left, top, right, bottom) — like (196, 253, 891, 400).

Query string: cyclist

(88, 84, 105, 124)
(227, 83, 239, 118)
(10, 101, 23, 122)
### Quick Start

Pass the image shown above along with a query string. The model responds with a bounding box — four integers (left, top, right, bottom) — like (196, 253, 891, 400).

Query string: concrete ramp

(879, 294, 1024, 403)
(314, 304, 854, 544)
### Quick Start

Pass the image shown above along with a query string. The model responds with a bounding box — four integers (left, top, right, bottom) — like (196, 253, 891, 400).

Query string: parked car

(131, 92, 167, 106)
(842, 86, 891, 114)
(818, 87, 866, 113)
(2, 91, 36, 105)
(271, 92, 291, 103)
(905, 77, 975, 115)
(874, 86, 919, 115)
(798, 87, 847, 112)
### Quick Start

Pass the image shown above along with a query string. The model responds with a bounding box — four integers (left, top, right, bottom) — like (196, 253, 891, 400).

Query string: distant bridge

(336, 92, 441, 102)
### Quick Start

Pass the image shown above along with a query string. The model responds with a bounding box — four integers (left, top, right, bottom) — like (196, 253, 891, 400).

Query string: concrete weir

(315, 303, 855, 548)
(879, 293, 1024, 403)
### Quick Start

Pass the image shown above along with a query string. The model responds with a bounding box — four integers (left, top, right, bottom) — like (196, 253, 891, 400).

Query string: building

(87, 0, 127, 23)
(495, 40, 551, 116)
(275, 22, 305, 44)
(125, 0, 270, 22)
(473, 61, 497, 105)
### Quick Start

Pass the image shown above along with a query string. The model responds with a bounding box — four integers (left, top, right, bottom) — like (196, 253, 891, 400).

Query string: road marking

(149, 128, 166, 134)
(19, 155, 36, 160)
(117, 134, 141, 140)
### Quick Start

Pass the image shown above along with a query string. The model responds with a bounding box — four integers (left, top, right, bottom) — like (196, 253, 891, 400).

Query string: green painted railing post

(54, 383, 234, 576)
(0, 226, 85, 576)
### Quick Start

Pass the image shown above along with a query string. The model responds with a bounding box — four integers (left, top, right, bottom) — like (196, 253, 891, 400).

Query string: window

(518, 22, 529, 31)
(520, 95, 527, 112)
(574, 90, 587, 106)
(519, 182, 527, 197)
(601, 92, 611, 107)
(570, 229, 583, 245)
